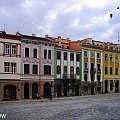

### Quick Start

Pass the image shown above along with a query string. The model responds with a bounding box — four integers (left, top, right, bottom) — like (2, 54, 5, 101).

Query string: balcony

(62, 74, 76, 79)
(84, 68, 88, 73)
(97, 81, 101, 86)
(97, 69, 101, 74)
(90, 68, 96, 74)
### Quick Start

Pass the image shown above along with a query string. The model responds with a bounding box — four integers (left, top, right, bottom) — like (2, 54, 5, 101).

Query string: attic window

(110, 47, 113, 50)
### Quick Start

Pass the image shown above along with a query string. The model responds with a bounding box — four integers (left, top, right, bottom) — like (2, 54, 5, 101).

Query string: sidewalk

(0, 93, 119, 104)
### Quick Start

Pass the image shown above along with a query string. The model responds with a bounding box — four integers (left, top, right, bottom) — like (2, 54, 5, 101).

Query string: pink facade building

(18, 33, 55, 99)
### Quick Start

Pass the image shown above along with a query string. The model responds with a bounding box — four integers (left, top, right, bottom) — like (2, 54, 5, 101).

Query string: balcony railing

(97, 69, 101, 74)
(62, 74, 76, 79)
(84, 68, 88, 73)
(90, 68, 96, 74)
(97, 81, 101, 86)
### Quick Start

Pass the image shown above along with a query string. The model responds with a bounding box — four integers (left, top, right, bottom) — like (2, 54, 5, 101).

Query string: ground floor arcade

(103, 79, 120, 93)
(0, 79, 54, 101)
(54, 80, 103, 97)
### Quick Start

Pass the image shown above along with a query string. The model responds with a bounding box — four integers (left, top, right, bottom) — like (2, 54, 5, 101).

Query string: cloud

(0, 0, 119, 43)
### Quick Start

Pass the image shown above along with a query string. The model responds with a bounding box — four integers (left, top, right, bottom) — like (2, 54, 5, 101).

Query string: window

(44, 49, 47, 59)
(5, 44, 10, 55)
(97, 75, 100, 82)
(64, 66, 67, 75)
(70, 66, 74, 74)
(84, 74, 87, 81)
(110, 55, 113, 62)
(12, 45, 17, 55)
(115, 68, 118, 75)
(4, 62, 10, 72)
(110, 80, 113, 91)
(48, 50, 51, 59)
(64, 52, 67, 60)
(44, 65, 51, 75)
(97, 52, 101, 59)
(24, 64, 30, 74)
(70, 53, 74, 61)
(91, 74, 94, 81)
(97, 64, 100, 70)
(115, 54, 118, 63)
(105, 67, 108, 74)
(11, 63, 16, 73)
(33, 49, 37, 58)
(84, 63, 87, 68)
(57, 51, 61, 59)
(91, 51, 95, 58)
(110, 67, 113, 75)
(105, 54, 108, 61)
(57, 66, 61, 74)
(33, 65, 38, 74)
(25, 48, 29, 57)
(76, 67, 80, 75)
(84, 51, 87, 57)
(70, 66, 74, 78)
(4, 62, 17, 73)
(91, 63, 94, 70)
(76, 54, 80, 61)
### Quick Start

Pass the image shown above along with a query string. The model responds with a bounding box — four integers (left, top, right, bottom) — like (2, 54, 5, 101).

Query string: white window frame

(5, 44, 10, 55)
(12, 45, 17, 55)
(90, 51, 95, 58)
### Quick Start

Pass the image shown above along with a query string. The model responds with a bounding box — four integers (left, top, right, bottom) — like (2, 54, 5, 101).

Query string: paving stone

(0, 93, 120, 120)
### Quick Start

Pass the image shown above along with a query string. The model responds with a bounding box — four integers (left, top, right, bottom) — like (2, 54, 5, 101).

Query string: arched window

(63, 66, 67, 75)
(57, 65, 61, 74)
(76, 67, 80, 75)
(70, 66, 74, 75)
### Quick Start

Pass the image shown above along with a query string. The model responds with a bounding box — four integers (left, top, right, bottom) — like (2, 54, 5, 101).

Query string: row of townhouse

(0, 31, 120, 101)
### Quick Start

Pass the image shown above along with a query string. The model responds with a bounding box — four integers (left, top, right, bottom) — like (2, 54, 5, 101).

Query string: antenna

(3, 24, 5, 31)
(118, 32, 119, 42)
(118, 32, 120, 47)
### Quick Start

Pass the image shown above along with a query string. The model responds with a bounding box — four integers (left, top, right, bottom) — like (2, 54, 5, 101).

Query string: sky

(0, 0, 120, 43)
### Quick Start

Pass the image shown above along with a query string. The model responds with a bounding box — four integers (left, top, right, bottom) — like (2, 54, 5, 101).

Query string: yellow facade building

(103, 43, 120, 93)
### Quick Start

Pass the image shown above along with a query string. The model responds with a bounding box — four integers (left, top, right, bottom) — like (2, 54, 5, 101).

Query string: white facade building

(55, 47, 81, 96)
(0, 31, 21, 100)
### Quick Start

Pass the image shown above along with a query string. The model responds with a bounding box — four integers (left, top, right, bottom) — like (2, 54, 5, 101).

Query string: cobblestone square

(0, 93, 120, 120)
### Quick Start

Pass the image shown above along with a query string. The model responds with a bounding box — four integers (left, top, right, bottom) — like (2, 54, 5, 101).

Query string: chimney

(58, 36, 62, 46)
(45, 34, 48, 38)
(32, 34, 36, 37)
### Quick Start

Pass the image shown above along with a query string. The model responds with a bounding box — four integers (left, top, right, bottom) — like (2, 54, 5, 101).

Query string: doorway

(75, 85, 79, 96)
(91, 85, 94, 95)
(105, 80, 108, 93)
(57, 85, 62, 97)
(24, 82, 29, 99)
(44, 83, 51, 98)
(4, 85, 16, 100)
(115, 81, 119, 93)
(32, 82, 38, 98)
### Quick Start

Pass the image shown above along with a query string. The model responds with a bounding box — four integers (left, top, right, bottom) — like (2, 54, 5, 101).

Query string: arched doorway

(32, 82, 38, 98)
(24, 82, 29, 99)
(4, 85, 16, 100)
(44, 83, 51, 98)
